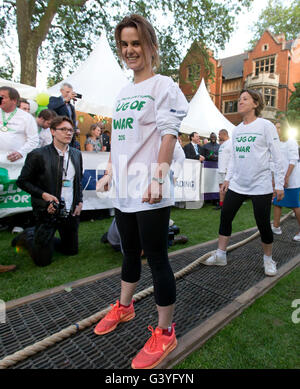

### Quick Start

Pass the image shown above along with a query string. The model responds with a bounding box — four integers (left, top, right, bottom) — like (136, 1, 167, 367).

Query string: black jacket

(17, 143, 83, 214)
(201, 142, 220, 161)
(183, 142, 202, 160)
(48, 96, 76, 126)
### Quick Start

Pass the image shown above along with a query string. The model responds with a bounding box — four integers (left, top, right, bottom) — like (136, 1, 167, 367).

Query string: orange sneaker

(131, 324, 177, 369)
(94, 300, 135, 335)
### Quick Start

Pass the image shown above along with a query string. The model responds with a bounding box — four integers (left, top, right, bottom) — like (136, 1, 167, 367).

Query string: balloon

(35, 92, 50, 106)
(27, 99, 38, 115)
(36, 105, 48, 116)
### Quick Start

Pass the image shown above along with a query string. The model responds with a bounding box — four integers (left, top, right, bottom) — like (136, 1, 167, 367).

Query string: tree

(0, 0, 251, 87)
(249, 0, 300, 48)
(286, 83, 300, 128)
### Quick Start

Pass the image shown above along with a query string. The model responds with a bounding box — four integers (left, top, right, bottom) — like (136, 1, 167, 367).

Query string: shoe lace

(145, 326, 158, 351)
(106, 302, 122, 320)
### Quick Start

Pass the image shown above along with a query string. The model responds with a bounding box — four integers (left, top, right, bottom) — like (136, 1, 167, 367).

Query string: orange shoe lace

(106, 302, 122, 320)
(145, 326, 159, 351)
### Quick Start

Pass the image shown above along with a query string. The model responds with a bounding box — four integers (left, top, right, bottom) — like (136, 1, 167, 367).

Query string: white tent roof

(0, 77, 38, 100)
(180, 78, 235, 137)
(48, 31, 129, 116)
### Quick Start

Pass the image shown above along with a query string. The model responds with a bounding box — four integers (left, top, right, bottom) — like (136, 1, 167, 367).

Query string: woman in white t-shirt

(94, 14, 188, 369)
(203, 89, 285, 277)
(272, 121, 300, 240)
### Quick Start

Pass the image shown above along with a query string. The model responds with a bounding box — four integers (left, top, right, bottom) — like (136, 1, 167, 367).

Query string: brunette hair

(50, 116, 73, 130)
(0, 86, 20, 103)
(240, 89, 265, 117)
(115, 14, 160, 70)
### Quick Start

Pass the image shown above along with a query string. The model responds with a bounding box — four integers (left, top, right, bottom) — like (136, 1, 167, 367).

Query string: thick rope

(0, 211, 292, 369)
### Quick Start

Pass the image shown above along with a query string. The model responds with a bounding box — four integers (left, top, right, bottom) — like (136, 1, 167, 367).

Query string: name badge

(62, 179, 71, 187)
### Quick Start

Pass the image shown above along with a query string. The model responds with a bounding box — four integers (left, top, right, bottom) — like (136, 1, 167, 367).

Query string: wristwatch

(152, 177, 164, 184)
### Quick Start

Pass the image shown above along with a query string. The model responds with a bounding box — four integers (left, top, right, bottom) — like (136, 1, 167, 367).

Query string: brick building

(179, 30, 300, 126)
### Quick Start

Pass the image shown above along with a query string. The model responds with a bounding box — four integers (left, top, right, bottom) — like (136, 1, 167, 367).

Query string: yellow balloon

(35, 93, 50, 106)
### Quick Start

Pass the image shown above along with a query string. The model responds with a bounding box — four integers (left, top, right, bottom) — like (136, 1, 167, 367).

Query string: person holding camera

(12, 116, 83, 267)
(48, 83, 80, 149)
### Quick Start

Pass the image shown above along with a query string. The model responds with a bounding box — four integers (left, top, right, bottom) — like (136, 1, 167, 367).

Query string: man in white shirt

(0, 86, 39, 162)
(36, 109, 57, 147)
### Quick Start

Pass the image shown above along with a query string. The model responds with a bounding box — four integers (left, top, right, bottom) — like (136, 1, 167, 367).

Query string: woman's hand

(96, 174, 112, 192)
(142, 180, 163, 204)
(221, 180, 229, 194)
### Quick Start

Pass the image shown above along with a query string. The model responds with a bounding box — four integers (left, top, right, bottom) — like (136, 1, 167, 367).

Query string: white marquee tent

(180, 78, 235, 138)
(48, 31, 129, 117)
(0, 77, 38, 100)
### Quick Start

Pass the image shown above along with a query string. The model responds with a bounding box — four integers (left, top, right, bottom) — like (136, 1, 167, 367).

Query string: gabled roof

(219, 53, 248, 80)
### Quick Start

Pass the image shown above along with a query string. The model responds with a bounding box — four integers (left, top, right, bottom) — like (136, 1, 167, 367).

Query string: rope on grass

(0, 211, 292, 369)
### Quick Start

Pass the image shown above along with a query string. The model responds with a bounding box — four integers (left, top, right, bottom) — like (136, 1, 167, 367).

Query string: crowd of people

(0, 13, 299, 370)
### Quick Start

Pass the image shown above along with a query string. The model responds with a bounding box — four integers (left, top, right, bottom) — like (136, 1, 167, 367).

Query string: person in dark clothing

(183, 132, 205, 161)
(201, 132, 220, 161)
(12, 116, 83, 267)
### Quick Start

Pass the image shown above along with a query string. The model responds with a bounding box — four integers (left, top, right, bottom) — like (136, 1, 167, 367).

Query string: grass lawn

(0, 201, 291, 302)
(0, 201, 298, 369)
(174, 266, 300, 369)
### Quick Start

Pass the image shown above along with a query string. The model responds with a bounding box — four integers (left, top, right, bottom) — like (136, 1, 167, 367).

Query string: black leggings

(219, 189, 273, 244)
(115, 207, 176, 307)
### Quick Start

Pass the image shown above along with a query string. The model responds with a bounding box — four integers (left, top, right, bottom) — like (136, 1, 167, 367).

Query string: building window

(187, 64, 201, 82)
(263, 44, 269, 51)
(255, 56, 275, 76)
(253, 87, 276, 107)
(224, 100, 238, 113)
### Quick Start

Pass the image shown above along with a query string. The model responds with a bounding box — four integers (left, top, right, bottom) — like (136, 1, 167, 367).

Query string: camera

(51, 199, 69, 219)
(0, 96, 3, 105)
(74, 93, 82, 99)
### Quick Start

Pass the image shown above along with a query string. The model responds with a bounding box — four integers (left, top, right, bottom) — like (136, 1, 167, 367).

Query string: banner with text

(0, 152, 202, 218)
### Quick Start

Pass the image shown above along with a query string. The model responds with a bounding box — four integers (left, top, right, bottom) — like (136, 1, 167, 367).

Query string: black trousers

(219, 189, 273, 244)
(115, 206, 176, 307)
(21, 214, 80, 267)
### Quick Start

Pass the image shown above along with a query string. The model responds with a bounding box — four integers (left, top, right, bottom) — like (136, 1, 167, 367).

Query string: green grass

(0, 201, 290, 302)
(174, 266, 300, 369)
(0, 201, 298, 369)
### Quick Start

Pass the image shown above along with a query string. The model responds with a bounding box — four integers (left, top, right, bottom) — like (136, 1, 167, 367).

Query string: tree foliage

(286, 83, 300, 128)
(249, 0, 300, 48)
(0, 0, 251, 86)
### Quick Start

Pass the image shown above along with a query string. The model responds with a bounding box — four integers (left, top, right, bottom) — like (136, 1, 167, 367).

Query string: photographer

(48, 83, 80, 149)
(12, 116, 83, 267)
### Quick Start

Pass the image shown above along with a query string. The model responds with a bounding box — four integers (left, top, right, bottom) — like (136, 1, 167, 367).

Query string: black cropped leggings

(219, 189, 273, 244)
(115, 206, 176, 307)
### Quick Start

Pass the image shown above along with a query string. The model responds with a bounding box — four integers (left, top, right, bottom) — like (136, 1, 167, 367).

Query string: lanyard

(1, 108, 17, 131)
(62, 151, 71, 179)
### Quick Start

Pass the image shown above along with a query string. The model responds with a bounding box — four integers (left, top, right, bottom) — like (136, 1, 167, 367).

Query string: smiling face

(120, 27, 153, 79)
(238, 91, 259, 117)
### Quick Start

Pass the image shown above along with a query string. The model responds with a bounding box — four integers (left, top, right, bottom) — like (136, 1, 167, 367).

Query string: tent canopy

(0, 77, 37, 100)
(47, 31, 129, 117)
(180, 78, 235, 138)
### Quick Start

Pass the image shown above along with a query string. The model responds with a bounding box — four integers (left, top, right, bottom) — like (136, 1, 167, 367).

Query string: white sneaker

(293, 232, 300, 241)
(271, 224, 282, 235)
(203, 252, 227, 266)
(264, 257, 277, 276)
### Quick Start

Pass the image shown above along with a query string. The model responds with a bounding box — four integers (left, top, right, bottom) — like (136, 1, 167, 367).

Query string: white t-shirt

(111, 74, 188, 212)
(54, 146, 75, 211)
(270, 139, 300, 189)
(38, 127, 53, 147)
(218, 138, 232, 173)
(226, 117, 285, 195)
(0, 108, 39, 158)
